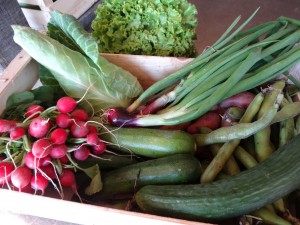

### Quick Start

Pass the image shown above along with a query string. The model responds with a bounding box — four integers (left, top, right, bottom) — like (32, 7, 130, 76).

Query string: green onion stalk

(106, 9, 300, 127)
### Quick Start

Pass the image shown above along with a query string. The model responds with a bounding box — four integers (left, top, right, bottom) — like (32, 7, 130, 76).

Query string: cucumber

(135, 134, 300, 221)
(88, 154, 201, 200)
(101, 127, 196, 158)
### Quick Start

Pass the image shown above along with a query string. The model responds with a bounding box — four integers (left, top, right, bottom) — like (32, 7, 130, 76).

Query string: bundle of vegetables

(12, 11, 143, 113)
(91, 0, 198, 57)
(106, 9, 300, 127)
(0, 95, 107, 197)
(135, 80, 300, 224)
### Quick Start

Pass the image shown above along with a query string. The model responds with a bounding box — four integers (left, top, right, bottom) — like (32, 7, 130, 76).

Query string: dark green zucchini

(101, 127, 196, 158)
(135, 134, 300, 221)
(89, 154, 201, 200)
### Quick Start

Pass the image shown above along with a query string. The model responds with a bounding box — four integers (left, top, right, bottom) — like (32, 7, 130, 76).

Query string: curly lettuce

(12, 11, 143, 112)
(91, 0, 198, 57)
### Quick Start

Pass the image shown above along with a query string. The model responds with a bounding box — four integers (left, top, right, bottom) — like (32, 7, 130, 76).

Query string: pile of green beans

(126, 9, 300, 126)
(195, 80, 300, 224)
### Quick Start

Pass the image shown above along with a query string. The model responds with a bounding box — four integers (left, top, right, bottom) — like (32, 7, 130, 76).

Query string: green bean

(195, 101, 278, 146)
(210, 143, 241, 176)
(272, 101, 300, 124)
(251, 207, 292, 225)
(234, 146, 258, 169)
(254, 80, 285, 162)
(278, 99, 296, 147)
(200, 92, 265, 183)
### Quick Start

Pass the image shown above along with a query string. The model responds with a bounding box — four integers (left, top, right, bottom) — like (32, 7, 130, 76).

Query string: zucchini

(135, 134, 300, 221)
(88, 154, 201, 200)
(101, 127, 196, 158)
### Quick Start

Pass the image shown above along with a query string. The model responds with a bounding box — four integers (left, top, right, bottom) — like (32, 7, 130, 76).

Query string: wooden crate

(0, 51, 212, 225)
(17, 0, 100, 30)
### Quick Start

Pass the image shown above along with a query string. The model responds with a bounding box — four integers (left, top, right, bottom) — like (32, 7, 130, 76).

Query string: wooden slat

(49, 0, 99, 18)
(20, 8, 50, 30)
(0, 50, 39, 115)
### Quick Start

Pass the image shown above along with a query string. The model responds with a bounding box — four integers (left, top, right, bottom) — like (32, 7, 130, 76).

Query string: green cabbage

(91, 0, 198, 57)
(12, 11, 143, 112)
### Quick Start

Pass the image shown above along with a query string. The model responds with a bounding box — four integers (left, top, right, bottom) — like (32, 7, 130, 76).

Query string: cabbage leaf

(12, 11, 143, 112)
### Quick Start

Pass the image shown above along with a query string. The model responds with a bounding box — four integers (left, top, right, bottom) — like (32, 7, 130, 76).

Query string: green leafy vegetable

(12, 11, 143, 112)
(91, 0, 198, 57)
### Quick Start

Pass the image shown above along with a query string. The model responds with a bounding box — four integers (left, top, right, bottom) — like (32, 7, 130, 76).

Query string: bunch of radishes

(0, 96, 107, 196)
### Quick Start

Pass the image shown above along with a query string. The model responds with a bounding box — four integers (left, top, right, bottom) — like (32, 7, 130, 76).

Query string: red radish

(0, 162, 15, 185)
(31, 138, 53, 158)
(219, 91, 255, 109)
(86, 133, 100, 145)
(88, 125, 98, 133)
(11, 166, 32, 190)
(59, 155, 69, 164)
(73, 145, 90, 161)
(31, 173, 49, 194)
(10, 127, 26, 140)
(59, 169, 76, 187)
(56, 96, 77, 113)
(50, 128, 68, 144)
(40, 165, 57, 180)
(70, 121, 89, 138)
(187, 111, 221, 134)
(25, 104, 44, 118)
(71, 109, 89, 121)
(28, 117, 52, 138)
(24, 152, 43, 169)
(56, 113, 72, 128)
(92, 142, 106, 155)
(0, 119, 17, 133)
(50, 144, 68, 159)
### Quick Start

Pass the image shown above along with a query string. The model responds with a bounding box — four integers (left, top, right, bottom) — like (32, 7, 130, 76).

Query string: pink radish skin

(73, 145, 90, 161)
(0, 162, 15, 185)
(59, 155, 69, 164)
(28, 117, 52, 138)
(25, 104, 44, 119)
(10, 127, 26, 140)
(71, 109, 89, 122)
(56, 113, 72, 128)
(59, 169, 76, 188)
(31, 138, 53, 158)
(50, 144, 68, 159)
(71, 121, 89, 138)
(40, 165, 56, 180)
(31, 173, 49, 194)
(88, 125, 98, 133)
(86, 133, 100, 145)
(11, 166, 32, 190)
(218, 91, 255, 109)
(24, 152, 51, 170)
(92, 142, 106, 155)
(56, 96, 77, 114)
(50, 128, 68, 144)
(0, 119, 17, 133)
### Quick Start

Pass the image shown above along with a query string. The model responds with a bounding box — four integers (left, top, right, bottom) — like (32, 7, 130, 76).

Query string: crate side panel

(0, 51, 39, 115)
